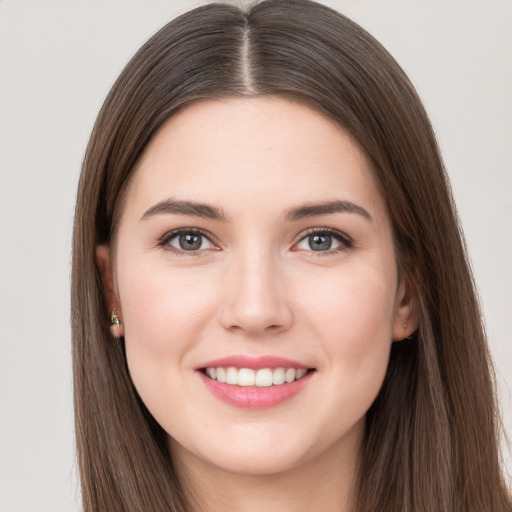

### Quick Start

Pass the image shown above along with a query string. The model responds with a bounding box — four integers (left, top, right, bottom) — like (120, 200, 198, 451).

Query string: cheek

(304, 263, 395, 328)
(116, 261, 222, 398)
(297, 264, 396, 370)
(309, 270, 395, 426)
(116, 261, 222, 421)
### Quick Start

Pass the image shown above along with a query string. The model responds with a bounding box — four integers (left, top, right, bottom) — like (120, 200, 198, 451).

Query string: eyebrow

(284, 200, 372, 222)
(140, 198, 372, 223)
(141, 199, 226, 221)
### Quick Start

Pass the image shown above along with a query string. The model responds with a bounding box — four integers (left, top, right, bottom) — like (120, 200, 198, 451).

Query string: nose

(218, 252, 293, 336)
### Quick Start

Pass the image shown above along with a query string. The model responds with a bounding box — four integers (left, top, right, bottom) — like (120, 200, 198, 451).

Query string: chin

(190, 445, 312, 477)
(168, 418, 364, 479)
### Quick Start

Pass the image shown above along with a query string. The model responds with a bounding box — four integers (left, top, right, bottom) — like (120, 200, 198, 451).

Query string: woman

(71, 0, 511, 510)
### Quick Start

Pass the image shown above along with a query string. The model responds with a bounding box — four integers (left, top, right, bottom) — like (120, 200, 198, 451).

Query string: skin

(97, 97, 418, 512)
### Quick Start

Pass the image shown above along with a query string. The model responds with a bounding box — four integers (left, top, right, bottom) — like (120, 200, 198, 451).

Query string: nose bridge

(221, 244, 292, 334)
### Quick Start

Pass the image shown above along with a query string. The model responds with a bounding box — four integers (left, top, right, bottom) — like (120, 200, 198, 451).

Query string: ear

(96, 244, 124, 338)
(392, 273, 420, 341)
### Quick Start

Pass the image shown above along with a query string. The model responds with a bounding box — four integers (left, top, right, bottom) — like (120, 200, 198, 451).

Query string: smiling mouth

(201, 367, 315, 387)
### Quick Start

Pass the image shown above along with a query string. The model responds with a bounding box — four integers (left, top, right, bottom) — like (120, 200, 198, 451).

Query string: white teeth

(296, 368, 308, 379)
(238, 368, 255, 387)
(272, 367, 286, 385)
(216, 367, 226, 383)
(226, 367, 238, 385)
(205, 366, 310, 387)
(285, 368, 296, 383)
(255, 368, 273, 387)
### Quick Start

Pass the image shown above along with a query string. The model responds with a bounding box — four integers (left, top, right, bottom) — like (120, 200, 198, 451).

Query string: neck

(170, 426, 362, 512)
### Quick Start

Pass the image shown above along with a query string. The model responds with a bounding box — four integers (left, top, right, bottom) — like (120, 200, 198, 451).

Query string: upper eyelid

(292, 228, 354, 255)
(295, 227, 352, 243)
(158, 227, 218, 248)
(157, 226, 352, 250)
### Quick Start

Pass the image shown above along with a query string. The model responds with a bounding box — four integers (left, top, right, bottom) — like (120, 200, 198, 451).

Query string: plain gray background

(0, 1, 510, 510)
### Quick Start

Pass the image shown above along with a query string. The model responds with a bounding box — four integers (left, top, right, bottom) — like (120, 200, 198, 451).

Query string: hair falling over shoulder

(71, 1, 512, 510)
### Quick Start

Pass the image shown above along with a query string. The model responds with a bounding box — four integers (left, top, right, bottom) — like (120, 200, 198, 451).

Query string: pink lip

(198, 371, 314, 409)
(196, 355, 310, 370)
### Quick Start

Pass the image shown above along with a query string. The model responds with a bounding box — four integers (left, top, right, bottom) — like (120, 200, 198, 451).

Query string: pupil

(179, 233, 202, 250)
(309, 234, 331, 251)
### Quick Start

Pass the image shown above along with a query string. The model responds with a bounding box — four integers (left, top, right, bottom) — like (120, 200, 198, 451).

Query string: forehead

(124, 97, 386, 221)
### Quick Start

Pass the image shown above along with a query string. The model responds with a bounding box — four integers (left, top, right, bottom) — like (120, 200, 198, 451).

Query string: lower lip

(199, 371, 314, 409)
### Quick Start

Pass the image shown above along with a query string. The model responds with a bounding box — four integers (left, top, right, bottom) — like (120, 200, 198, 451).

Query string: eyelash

(157, 227, 353, 256)
(158, 228, 218, 257)
(295, 227, 353, 255)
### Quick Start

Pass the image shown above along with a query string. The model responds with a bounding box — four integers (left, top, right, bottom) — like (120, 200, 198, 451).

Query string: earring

(401, 322, 415, 341)
(110, 308, 121, 326)
(110, 308, 124, 338)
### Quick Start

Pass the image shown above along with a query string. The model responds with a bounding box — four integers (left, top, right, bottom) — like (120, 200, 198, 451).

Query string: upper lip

(196, 355, 312, 371)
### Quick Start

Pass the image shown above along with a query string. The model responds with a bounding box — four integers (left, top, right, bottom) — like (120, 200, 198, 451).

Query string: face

(98, 97, 415, 478)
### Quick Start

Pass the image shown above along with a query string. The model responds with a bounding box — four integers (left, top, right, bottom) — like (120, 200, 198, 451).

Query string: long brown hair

(72, 1, 511, 510)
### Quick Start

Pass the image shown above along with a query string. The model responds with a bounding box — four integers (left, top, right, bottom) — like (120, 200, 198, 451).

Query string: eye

(160, 229, 217, 253)
(294, 229, 352, 253)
